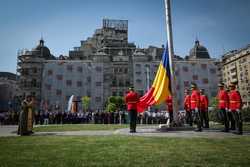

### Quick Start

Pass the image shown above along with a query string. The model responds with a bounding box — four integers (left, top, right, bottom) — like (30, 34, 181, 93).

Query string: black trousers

(192, 109, 202, 131)
(232, 111, 243, 133)
(185, 111, 193, 126)
(200, 110, 209, 128)
(228, 112, 235, 130)
(220, 109, 229, 131)
(129, 109, 137, 132)
(169, 112, 173, 124)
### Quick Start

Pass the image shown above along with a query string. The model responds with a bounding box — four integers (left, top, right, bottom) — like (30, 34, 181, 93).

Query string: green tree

(105, 96, 125, 112)
(106, 103, 116, 112)
(209, 97, 221, 123)
(81, 96, 90, 112)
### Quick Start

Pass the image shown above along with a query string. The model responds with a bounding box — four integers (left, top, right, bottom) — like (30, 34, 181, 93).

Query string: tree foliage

(81, 96, 90, 112)
(105, 96, 125, 112)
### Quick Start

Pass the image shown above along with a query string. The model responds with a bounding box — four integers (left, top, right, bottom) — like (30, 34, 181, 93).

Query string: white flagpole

(164, 0, 179, 125)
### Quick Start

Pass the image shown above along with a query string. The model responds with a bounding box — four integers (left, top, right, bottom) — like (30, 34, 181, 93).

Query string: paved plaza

(1, 125, 249, 138)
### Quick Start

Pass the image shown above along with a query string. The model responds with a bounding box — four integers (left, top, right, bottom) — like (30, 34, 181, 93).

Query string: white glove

(236, 109, 240, 113)
(228, 109, 231, 112)
(195, 108, 198, 113)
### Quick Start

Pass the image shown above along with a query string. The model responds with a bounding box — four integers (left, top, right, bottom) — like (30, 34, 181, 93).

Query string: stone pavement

(0, 125, 18, 137)
(1, 125, 249, 138)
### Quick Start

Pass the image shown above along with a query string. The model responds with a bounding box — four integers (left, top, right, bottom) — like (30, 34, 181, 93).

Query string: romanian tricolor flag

(137, 45, 172, 112)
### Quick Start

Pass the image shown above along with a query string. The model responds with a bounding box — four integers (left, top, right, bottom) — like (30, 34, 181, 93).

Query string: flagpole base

(157, 124, 195, 132)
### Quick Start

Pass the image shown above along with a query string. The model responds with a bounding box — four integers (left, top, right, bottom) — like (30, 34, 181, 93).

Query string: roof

(0, 72, 18, 80)
(189, 40, 210, 59)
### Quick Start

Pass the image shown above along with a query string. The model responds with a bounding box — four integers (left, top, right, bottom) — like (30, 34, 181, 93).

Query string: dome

(189, 40, 210, 59)
(133, 49, 145, 56)
(33, 39, 52, 59)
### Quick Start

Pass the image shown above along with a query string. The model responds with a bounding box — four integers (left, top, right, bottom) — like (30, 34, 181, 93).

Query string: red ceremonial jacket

(125, 91, 139, 111)
(217, 90, 229, 109)
(200, 95, 208, 112)
(166, 96, 173, 113)
(184, 95, 191, 112)
(190, 90, 200, 110)
(229, 90, 242, 111)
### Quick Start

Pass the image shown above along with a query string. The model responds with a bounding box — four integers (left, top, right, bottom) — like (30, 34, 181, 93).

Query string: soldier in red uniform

(184, 89, 192, 126)
(125, 87, 139, 133)
(200, 89, 209, 128)
(190, 83, 202, 132)
(166, 95, 173, 124)
(216, 82, 229, 132)
(228, 82, 243, 135)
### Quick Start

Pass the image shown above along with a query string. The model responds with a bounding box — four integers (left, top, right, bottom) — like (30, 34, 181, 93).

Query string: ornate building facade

(17, 19, 219, 111)
(221, 44, 250, 107)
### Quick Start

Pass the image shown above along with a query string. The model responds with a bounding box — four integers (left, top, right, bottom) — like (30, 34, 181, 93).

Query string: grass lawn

(0, 136, 250, 167)
(33, 124, 129, 132)
(33, 123, 250, 132)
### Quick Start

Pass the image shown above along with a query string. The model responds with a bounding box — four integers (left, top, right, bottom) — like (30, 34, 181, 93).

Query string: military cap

(218, 82, 224, 87)
(191, 83, 197, 88)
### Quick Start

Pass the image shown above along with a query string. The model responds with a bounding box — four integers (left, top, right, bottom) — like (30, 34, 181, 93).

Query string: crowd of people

(1, 80, 242, 136)
(0, 109, 180, 126)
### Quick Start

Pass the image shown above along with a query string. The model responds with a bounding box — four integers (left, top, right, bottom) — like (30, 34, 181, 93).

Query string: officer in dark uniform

(125, 87, 139, 133)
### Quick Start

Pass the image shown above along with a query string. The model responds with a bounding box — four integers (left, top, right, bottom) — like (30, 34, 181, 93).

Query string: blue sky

(1, 0, 250, 73)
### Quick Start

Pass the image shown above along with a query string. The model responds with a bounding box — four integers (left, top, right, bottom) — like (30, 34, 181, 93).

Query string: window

(126, 80, 130, 86)
(66, 80, 72, 86)
(119, 80, 124, 86)
(87, 76, 91, 83)
(193, 75, 198, 80)
(33, 68, 37, 74)
(202, 78, 209, 84)
(56, 89, 62, 96)
(175, 71, 179, 76)
(48, 70, 53, 75)
(46, 84, 51, 90)
(56, 74, 63, 80)
(201, 64, 207, 69)
(136, 79, 142, 83)
(112, 92, 117, 96)
(124, 68, 128, 74)
(136, 71, 141, 75)
(77, 81, 82, 87)
(119, 92, 123, 96)
(118, 68, 123, 73)
(210, 68, 216, 74)
(95, 97, 101, 102)
(65, 96, 71, 101)
(31, 79, 37, 87)
(95, 66, 102, 72)
(87, 91, 91, 97)
(77, 66, 83, 73)
(67, 65, 73, 72)
(184, 81, 189, 87)
(96, 82, 102, 86)
(182, 66, 189, 72)
(136, 64, 141, 67)
(114, 68, 118, 73)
